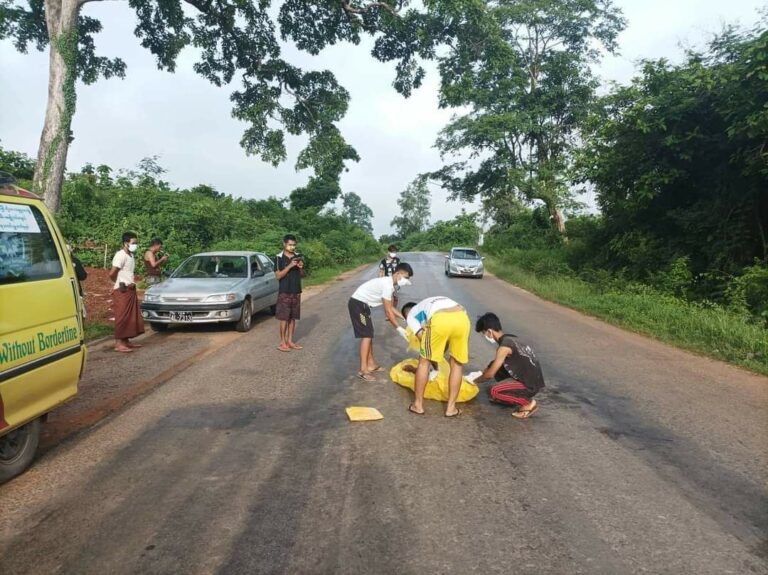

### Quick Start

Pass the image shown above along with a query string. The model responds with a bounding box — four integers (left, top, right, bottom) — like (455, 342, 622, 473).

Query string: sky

(0, 1, 765, 237)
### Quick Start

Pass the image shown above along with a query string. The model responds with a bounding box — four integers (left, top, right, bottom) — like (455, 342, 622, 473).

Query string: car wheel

(477, 275, 484, 279)
(235, 299, 253, 332)
(0, 418, 41, 483)
(149, 322, 168, 332)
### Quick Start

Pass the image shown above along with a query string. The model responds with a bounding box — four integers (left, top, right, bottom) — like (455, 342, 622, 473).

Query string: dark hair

(387, 244, 398, 252)
(283, 234, 297, 244)
(401, 301, 417, 318)
(395, 262, 413, 277)
(475, 312, 502, 333)
(121, 231, 137, 244)
(150, 237, 163, 247)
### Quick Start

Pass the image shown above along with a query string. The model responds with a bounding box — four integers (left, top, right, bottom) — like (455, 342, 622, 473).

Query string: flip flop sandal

(114, 347, 134, 353)
(289, 343, 303, 350)
(408, 405, 425, 415)
(357, 372, 376, 382)
(277, 345, 292, 352)
(444, 409, 462, 418)
(511, 402, 539, 419)
(370, 366, 385, 372)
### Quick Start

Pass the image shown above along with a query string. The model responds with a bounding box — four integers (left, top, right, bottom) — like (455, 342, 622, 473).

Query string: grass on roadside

(84, 321, 113, 342)
(485, 255, 768, 376)
(304, 259, 373, 287)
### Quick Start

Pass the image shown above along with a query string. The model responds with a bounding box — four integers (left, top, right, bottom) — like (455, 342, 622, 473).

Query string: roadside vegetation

(384, 24, 768, 376)
(0, 149, 379, 339)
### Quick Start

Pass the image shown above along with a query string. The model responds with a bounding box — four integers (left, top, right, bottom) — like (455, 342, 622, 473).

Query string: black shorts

(348, 297, 374, 339)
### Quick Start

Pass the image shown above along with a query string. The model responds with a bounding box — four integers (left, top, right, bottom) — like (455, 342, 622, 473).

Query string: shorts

(348, 297, 373, 339)
(420, 310, 470, 364)
(276, 292, 301, 321)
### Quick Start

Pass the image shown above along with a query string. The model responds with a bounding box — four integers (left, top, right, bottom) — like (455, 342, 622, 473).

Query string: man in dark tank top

(473, 312, 545, 418)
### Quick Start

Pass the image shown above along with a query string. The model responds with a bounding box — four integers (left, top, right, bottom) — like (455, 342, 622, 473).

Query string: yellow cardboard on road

(345, 406, 384, 422)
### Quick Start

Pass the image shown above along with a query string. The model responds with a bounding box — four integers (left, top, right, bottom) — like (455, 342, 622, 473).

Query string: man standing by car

(109, 232, 144, 353)
(275, 234, 305, 352)
(143, 237, 169, 286)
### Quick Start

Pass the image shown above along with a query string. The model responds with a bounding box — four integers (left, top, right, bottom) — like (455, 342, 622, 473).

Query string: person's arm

(144, 250, 161, 271)
(378, 260, 386, 278)
(108, 251, 122, 283)
(476, 346, 512, 383)
(274, 257, 297, 280)
(382, 297, 401, 328)
(297, 259, 306, 277)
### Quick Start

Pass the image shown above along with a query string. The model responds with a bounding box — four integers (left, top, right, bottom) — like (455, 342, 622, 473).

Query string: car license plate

(169, 311, 192, 322)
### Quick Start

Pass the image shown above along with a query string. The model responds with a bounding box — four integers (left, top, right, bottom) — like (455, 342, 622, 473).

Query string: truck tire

(235, 299, 253, 332)
(0, 418, 41, 483)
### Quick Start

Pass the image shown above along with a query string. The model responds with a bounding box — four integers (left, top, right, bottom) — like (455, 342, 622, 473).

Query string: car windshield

(173, 255, 248, 278)
(452, 249, 480, 260)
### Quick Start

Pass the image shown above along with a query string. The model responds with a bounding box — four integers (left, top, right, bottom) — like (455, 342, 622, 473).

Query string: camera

(291, 253, 304, 263)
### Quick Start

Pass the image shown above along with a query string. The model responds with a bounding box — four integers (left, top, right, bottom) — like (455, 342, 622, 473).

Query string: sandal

(288, 342, 303, 350)
(357, 372, 376, 382)
(369, 365, 385, 372)
(114, 347, 134, 353)
(444, 408, 462, 418)
(511, 401, 539, 419)
(408, 404, 425, 415)
(277, 344, 292, 352)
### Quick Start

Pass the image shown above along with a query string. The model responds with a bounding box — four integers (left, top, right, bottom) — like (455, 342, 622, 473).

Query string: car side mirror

(252, 269, 265, 278)
(444, 255, 450, 258)
(481, 256, 486, 260)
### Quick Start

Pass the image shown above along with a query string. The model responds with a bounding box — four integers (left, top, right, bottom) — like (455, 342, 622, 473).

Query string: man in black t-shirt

(274, 234, 305, 352)
(473, 312, 545, 419)
(378, 244, 401, 277)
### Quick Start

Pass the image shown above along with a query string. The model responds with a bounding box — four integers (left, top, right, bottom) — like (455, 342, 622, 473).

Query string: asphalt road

(1, 252, 766, 575)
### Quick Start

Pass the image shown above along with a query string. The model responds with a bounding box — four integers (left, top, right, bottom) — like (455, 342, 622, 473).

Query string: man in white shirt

(109, 231, 144, 353)
(401, 297, 471, 417)
(348, 262, 414, 381)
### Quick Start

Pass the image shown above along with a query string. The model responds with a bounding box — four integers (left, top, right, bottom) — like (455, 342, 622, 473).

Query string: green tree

(0, 1, 483, 212)
(341, 192, 374, 234)
(0, 144, 35, 183)
(390, 176, 431, 237)
(579, 25, 768, 282)
(430, 0, 625, 236)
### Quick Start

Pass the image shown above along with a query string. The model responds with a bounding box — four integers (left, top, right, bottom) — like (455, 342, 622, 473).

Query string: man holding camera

(275, 234, 305, 352)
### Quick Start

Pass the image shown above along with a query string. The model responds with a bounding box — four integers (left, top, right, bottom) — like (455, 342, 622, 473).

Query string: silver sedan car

(445, 247, 485, 278)
(140, 251, 279, 332)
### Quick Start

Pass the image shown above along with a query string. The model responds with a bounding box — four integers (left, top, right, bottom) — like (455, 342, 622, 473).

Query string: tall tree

(341, 192, 374, 234)
(430, 0, 625, 236)
(390, 175, 431, 237)
(0, 1, 483, 212)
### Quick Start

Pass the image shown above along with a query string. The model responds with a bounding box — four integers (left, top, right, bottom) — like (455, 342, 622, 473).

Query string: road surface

(1, 252, 766, 574)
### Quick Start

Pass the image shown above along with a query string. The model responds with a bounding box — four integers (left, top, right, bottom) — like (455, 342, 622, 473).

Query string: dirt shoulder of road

(42, 262, 372, 453)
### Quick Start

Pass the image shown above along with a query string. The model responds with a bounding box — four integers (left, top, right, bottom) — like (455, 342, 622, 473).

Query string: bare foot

(277, 344, 292, 352)
(115, 346, 133, 353)
(288, 342, 303, 350)
(368, 365, 384, 372)
(127, 342, 143, 349)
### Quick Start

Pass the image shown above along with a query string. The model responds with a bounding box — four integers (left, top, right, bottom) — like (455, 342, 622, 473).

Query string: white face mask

(397, 277, 411, 288)
(484, 334, 496, 345)
(128, 244, 138, 253)
(388, 252, 397, 259)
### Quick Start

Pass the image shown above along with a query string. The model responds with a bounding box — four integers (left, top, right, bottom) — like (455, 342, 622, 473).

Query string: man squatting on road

(473, 312, 545, 419)
(275, 234, 305, 352)
(348, 263, 414, 381)
(109, 231, 145, 353)
(401, 296, 471, 418)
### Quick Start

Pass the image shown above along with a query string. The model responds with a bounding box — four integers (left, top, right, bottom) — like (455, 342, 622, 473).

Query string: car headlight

(204, 293, 238, 302)
(143, 293, 160, 302)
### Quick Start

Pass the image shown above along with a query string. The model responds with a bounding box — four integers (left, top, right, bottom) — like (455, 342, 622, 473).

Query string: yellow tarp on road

(389, 358, 480, 403)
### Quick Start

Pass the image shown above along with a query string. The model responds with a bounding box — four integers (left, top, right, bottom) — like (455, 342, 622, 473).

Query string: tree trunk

(32, 0, 80, 213)
(545, 200, 568, 240)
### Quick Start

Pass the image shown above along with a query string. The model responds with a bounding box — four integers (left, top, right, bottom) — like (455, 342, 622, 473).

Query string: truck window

(0, 202, 63, 284)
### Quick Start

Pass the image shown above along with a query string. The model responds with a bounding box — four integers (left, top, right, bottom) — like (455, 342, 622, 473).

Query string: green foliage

(400, 212, 481, 252)
(341, 192, 374, 234)
(428, 0, 626, 234)
(486, 255, 768, 375)
(0, 1, 496, 208)
(47, 156, 377, 278)
(579, 26, 768, 280)
(0, 144, 35, 185)
(391, 175, 431, 238)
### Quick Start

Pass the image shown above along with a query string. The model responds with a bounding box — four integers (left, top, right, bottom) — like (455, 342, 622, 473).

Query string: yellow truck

(0, 182, 87, 482)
